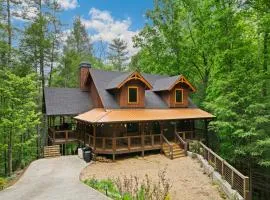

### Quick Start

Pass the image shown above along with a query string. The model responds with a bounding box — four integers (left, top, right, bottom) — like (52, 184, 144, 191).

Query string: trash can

(82, 147, 91, 160)
(84, 151, 92, 163)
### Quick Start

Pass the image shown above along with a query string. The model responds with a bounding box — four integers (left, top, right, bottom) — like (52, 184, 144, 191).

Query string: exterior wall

(159, 83, 189, 108)
(89, 80, 103, 108)
(80, 67, 89, 91)
(118, 80, 145, 108)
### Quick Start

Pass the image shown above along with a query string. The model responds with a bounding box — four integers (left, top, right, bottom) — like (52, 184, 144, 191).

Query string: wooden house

(44, 62, 214, 160)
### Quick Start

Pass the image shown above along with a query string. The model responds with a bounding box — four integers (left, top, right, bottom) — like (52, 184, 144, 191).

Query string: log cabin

(44, 62, 214, 160)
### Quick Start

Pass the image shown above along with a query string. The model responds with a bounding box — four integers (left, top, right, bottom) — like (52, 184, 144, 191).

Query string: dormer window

(175, 89, 183, 103)
(128, 86, 138, 104)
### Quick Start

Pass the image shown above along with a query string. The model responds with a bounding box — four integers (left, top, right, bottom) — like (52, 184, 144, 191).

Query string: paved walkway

(0, 156, 108, 200)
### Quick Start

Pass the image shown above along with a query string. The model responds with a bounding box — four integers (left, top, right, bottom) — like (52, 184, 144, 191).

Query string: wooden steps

(162, 143, 186, 159)
(44, 145, 61, 158)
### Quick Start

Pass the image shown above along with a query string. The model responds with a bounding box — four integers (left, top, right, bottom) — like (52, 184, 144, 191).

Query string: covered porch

(74, 108, 214, 160)
(47, 115, 77, 145)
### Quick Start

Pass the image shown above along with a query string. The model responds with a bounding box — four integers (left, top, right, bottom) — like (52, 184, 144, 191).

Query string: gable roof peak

(106, 70, 153, 90)
(152, 74, 196, 92)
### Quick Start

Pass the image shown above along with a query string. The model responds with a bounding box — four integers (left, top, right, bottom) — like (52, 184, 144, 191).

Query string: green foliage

(0, 177, 7, 190)
(0, 70, 40, 176)
(189, 140, 201, 154)
(84, 169, 172, 200)
(108, 38, 129, 71)
(84, 178, 122, 199)
(132, 0, 270, 171)
(51, 17, 104, 87)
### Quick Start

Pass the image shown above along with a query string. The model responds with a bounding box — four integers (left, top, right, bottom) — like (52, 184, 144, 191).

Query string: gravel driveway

(0, 156, 108, 200)
(81, 154, 223, 200)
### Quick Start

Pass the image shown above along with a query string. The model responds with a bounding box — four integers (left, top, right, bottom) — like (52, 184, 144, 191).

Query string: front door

(162, 122, 175, 141)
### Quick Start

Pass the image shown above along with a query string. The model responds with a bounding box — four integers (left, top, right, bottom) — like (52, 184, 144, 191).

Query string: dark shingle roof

(44, 88, 92, 116)
(152, 75, 181, 91)
(89, 68, 194, 109)
(44, 69, 197, 115)
(106, 71, 133, 90)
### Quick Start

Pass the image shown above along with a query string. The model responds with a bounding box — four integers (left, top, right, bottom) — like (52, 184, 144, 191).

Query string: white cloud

(57, 0, 78, 10)
(11, 0, 39, 21)
(82, 8, 139, 57)
(12, 0, 78, 22)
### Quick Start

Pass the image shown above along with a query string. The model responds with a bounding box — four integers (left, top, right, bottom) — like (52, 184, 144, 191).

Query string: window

(128, 86, 138, 104)
(175, 89, 183, 103)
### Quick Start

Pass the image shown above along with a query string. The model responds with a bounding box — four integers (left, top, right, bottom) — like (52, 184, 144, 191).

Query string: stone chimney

(79, 61, 91, 91)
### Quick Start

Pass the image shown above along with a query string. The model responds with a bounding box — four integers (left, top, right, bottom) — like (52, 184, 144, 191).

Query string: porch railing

(200, 142, 249, 200)
(85, 134, 162, 152)
(48, 128, 76, 143)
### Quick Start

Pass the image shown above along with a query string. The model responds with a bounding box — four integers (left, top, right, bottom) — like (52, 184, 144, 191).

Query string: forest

(0, 0, 269, 198)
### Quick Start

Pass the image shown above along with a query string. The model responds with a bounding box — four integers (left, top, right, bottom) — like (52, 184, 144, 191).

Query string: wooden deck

(48, 128, 78, 144)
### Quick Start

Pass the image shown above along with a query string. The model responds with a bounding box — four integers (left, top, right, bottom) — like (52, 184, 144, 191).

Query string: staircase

(44, 145, 61, 158)
(162, 142, 186, 159)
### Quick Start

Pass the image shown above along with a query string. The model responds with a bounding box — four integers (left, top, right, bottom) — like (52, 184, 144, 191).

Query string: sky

(68, 0, 154, 57)
(13, 0, 154, 58)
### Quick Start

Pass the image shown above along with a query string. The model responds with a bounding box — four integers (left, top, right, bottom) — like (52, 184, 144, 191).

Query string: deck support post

(192, 120, 195, 139)
(93, 124, 96, 150)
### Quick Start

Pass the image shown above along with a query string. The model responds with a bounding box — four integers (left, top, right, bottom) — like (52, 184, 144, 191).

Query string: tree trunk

(6, 0, 11, 67)
(49, 40, 55, 87)
(7, 129, 12, 176)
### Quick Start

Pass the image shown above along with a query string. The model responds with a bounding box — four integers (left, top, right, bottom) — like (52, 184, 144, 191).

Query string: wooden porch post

(141, 122, 145, 157)
(112, 124, 116, 161)
(159, 121, 164, 153)
(204, 119, 209, 146)
(52, 116, 55, 127)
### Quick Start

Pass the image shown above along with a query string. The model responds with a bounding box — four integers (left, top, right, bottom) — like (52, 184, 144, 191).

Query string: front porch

(46, 114, 210, 159)
(74, 119, 207, 160)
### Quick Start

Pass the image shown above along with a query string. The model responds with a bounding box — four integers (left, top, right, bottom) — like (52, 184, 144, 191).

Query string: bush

(0, 177, 7, 190)
(84, 178, 121, 199)
(84, 168, 171, 200)
(189, 140, 201, 154)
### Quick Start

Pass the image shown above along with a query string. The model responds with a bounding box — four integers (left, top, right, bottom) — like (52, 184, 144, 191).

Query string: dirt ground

(80, 154, 225, 200)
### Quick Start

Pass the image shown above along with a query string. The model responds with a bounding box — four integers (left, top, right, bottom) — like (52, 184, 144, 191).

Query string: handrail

(161, 134, 173, 159)
(175, 132, 187, 155)
(199, 142, 249, 199)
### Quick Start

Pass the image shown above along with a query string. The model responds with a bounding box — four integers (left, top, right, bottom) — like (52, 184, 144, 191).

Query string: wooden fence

(200, 142, 249, 200)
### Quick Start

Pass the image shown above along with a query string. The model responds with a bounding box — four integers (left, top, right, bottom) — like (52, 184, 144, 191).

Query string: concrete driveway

(0, 156, 108, 200)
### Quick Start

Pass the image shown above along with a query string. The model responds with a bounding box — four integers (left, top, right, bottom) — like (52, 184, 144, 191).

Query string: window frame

(175, 88, 184, 104)
(128, 86, 139, 104)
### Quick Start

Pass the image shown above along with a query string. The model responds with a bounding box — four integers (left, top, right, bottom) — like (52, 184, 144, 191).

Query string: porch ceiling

(74, 108, 214, 123)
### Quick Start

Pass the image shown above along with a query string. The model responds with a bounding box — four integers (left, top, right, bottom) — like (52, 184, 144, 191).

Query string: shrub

(189, 141, 201, 154)
(84, 168, 172, 200)
(0, 177, 7, 190)
(84, 178, 121, 199)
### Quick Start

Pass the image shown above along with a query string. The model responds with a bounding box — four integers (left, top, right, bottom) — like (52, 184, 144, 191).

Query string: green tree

(108, 38, 129, 71)
(51, 17, 102, 87)
(0, 70, 40, 176)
